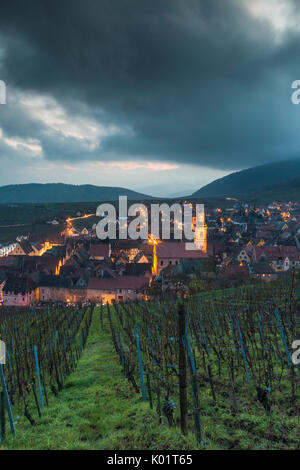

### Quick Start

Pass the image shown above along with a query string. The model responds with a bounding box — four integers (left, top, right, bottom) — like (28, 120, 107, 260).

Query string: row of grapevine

(106, 279, 300, 443)
(0, 304, 94, 439)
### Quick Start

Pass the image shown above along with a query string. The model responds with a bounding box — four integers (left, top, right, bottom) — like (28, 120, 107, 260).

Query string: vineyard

(1, 280, 300, 449)
(0, 304, 93, 438)
(106, 279, 300, 448)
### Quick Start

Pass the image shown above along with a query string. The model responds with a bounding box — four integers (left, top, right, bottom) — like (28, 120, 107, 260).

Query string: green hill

(192, 160, 300, 200)
(249, 176, 300, 202)
(0, 183, 152, 204)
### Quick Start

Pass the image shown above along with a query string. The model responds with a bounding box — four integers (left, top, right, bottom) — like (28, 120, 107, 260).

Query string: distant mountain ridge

(0, 183, 153, 203)
(192, 160, 300, 200)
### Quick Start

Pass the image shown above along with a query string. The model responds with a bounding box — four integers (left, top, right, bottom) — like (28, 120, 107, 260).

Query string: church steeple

(194, 212, 207, 253)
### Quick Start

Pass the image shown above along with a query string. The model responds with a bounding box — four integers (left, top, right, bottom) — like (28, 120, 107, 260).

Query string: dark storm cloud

(0, 0, 300, 170)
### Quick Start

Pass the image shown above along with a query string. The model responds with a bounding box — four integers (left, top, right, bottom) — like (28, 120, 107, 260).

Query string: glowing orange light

(55, 258, 65, 275)
(148, 235, 162, 276)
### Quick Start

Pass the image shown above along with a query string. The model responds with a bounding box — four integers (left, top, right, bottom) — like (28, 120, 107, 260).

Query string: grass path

(2, 309, 197, 450)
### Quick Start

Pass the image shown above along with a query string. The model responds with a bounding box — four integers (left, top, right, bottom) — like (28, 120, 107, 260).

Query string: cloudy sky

(0, 0, 300, 196)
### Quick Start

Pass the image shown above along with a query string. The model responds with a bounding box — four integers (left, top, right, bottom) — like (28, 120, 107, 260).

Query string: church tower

(194, 211, 207, 253)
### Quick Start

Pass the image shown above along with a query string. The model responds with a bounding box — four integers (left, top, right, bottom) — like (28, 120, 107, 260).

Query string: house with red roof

(220, 265, 249, 279)
(249, 262, 278, 281)
(87, 276, 149, 304)
(144, 241, 208, 275)
(89, 243, 111, 260)
(3, 276, 38, 306)
(244, 245, 300, 271)
(37, 274, 86, 304)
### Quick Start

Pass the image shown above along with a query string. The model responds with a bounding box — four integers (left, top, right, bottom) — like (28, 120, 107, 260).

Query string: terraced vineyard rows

(0, 304, 93, 436)
(106, 280, 300, 447)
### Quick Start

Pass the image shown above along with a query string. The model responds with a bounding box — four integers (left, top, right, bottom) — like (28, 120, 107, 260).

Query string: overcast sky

(0, 0, 300, 196)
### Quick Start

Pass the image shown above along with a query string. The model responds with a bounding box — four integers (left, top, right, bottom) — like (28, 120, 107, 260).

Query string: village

(0, 198, 300, 307)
